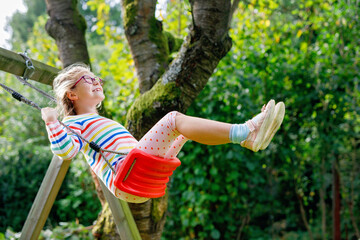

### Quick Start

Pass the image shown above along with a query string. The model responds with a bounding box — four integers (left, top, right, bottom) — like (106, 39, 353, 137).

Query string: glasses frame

(72, 75, 103, 88)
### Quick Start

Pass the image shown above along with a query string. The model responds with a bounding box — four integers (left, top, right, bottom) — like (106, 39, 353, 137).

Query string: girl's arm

(42, 107, 83, 160)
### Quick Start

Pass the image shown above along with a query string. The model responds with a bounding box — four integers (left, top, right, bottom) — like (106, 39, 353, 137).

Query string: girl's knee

(173, 111, 185, 130)
(166, 111, 181, 118)
(165, 111, 182, 131)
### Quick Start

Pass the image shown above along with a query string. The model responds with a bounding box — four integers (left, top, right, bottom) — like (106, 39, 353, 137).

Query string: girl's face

(69, 70, 105, 107)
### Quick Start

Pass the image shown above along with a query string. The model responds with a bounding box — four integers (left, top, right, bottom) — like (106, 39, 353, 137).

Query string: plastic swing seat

(114, 148, 181, 198)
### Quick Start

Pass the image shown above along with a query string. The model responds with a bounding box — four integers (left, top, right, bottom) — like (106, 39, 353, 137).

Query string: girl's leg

(175, 99, 283, 152)
(165, 134, 188, 159)
(136, 99, 283, 154)
(175, 113, 232, 145)
(136, 111, 188, 158)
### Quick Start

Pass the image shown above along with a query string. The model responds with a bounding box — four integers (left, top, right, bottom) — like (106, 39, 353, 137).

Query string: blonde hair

(53, 63, 91, 117)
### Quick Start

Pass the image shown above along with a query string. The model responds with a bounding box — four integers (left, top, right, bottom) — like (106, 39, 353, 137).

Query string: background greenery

(0, 0, 359, 239)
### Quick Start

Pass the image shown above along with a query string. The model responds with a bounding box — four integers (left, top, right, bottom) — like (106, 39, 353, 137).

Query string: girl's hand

(41, 107, 58, 124)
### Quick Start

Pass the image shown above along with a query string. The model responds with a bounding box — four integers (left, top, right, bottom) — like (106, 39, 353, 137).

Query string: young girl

(42, 63, 285, 203)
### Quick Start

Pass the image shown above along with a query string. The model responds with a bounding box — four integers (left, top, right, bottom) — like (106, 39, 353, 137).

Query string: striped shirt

(45, 113, 138, 195)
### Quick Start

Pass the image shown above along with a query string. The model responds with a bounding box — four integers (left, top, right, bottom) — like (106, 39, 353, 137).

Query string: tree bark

(349, 139, 360, 238)
(90, 170, 106, 207)
(333, 158, 341, 240)
(92, 202, 120, 240)
(45, 0, 90, 67)
(124, 0, 233, 138)
(120, 0, 164, 93)
(320, 156, 327, 240)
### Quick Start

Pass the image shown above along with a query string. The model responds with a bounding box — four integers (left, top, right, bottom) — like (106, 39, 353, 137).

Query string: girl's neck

(74, 104, 98, 115)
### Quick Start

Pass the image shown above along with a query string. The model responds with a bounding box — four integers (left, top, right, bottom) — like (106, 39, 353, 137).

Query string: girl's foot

(240, 100, 275, 152)
(259, 102, 285, 150)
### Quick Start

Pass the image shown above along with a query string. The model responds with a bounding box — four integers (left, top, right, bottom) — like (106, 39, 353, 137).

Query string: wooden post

(0, 47, 59, 86)
(20, 155, 71, 240)
(99, 180, 142, 240)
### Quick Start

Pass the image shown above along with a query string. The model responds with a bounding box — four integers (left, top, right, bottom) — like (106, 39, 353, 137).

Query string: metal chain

(19, 51, 35, 81)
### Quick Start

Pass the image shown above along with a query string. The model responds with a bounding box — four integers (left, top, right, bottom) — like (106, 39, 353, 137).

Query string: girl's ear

(66, 91, 78, 101)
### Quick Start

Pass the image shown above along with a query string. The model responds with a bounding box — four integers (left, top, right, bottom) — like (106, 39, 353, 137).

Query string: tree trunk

(45, 0, 90, 67)
(320, 156, 327, 240)
(92, 202, 120, 240)
(121, 0, 235, 238)
(333, 158, 341, 240)
(349, 139, 360, 238)
(121, 0, 164, 93)
(123, 0, 233, 138)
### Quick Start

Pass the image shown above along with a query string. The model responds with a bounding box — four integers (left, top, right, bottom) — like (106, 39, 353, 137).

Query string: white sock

(229, 124, 249, 144)
(229, 113, 263, 144)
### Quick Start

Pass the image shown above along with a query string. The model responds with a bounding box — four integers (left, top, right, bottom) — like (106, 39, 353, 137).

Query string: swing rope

(0, 52, 130, 175)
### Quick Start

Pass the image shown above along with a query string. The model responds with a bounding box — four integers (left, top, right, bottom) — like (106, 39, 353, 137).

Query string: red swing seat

(113, 148, 181, 198)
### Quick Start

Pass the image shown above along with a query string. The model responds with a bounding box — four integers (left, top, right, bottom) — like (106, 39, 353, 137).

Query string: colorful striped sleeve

(45, 120, 83, 160)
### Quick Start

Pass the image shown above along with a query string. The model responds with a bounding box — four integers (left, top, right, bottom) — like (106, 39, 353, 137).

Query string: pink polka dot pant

(136, 111, 188, 159)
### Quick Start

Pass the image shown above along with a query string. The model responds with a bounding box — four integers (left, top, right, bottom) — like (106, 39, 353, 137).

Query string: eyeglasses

(72, 75, 104, 88)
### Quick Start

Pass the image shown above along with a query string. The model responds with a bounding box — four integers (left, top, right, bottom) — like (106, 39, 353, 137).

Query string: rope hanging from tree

(0, 51, 128, 174)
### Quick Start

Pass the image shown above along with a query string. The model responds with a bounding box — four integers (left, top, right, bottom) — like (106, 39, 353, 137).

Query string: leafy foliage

(0, 145, 52, 232)
(1, 0, 359, 239)
(4, 221, 94, 240)
(164, 0, 360, 239)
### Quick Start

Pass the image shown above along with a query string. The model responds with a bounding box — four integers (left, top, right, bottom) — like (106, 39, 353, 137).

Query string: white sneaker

(240, 100, 275, 152)
(259, 102, 285, 150)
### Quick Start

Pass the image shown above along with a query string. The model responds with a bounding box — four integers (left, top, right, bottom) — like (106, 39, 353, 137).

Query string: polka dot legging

(136, 111, 188, 158)
(114, 111, 188, 203)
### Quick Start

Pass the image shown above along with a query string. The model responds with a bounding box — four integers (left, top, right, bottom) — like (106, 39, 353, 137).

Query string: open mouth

(93, 88, 102, 92)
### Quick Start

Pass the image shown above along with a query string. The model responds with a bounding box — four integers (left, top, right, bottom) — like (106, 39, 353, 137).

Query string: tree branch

(126, 0, 232, 139)
(121, 0, 169, 93)
(45, 0, 90, 67)
(229, 0, 241, 24)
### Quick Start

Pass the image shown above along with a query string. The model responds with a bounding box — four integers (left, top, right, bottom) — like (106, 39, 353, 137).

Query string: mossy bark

(121, 0, 171, 93)
(125, 29, 232, 138)
(125, 80, 181, 138)
(92, 203, 120, 240)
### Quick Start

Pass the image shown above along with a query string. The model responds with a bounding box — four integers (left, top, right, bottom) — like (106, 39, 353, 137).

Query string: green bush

(3, 221, 94, 240)
(0, 144, 101, 232)
(0, 145, 52, 232)
(52, 157, 101, 227)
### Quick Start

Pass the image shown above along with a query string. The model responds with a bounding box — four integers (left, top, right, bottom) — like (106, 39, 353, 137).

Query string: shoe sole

(260, 102, 285, 150)
(252, 99, 275, 152)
